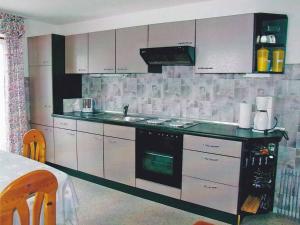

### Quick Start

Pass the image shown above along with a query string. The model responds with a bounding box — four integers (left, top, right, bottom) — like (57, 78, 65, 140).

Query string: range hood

(140, 46, 195, 73)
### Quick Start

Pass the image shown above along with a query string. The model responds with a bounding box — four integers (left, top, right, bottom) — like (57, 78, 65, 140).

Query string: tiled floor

(72, 177, 300, 225)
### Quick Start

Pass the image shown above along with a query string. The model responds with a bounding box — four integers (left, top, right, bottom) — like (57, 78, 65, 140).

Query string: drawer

(104, 124, 135, 140)
(181, 176, 238, 214)
(183, 135, 242, 157)
(54, 117, 76, 130)
(77, 120, 103, 135)
(136, 178, 181, 199)
(183, 150, 240, 186)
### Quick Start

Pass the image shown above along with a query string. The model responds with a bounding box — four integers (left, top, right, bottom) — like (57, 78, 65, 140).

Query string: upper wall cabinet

(65, 33, 88, 74)
(196, 14, 254, 74)
(89, 30, 115, 73)
(116, 26, 148, 73)
(148, 20, 195, 47)
(28, 35, 52, 66)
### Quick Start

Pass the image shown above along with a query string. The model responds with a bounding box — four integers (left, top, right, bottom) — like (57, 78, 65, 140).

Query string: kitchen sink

(80, 112, 104, 119)
(109, 115, 146, 122)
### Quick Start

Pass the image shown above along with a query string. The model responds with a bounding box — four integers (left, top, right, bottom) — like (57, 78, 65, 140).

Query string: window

(0, 37, 7, 151)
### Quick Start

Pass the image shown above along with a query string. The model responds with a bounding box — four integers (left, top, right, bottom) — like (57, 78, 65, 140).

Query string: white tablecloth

(0, 151, 79, 225)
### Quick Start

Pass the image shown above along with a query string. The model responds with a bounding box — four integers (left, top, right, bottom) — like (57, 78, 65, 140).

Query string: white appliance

(253, 96, 274, 132)
(82, 98, 94, 113)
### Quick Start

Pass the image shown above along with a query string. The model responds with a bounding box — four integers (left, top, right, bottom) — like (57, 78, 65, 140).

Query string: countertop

(52, 112, 284, 142)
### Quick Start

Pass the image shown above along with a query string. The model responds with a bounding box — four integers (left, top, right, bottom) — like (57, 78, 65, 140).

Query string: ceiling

(0, 0, 211, 25)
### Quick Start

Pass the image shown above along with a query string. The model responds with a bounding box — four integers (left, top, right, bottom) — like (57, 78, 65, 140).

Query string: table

(0, 151, 79, 225)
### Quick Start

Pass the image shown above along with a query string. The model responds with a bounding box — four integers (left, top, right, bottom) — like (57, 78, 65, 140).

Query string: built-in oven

(136, 128, 183, 188)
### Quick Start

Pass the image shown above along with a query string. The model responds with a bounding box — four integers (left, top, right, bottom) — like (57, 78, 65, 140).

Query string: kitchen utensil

(82, 98, 94, 113)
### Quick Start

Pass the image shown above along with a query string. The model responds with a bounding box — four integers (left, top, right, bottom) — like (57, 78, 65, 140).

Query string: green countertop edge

(47, 162, 239, 225)
(52, 113, 284, 142)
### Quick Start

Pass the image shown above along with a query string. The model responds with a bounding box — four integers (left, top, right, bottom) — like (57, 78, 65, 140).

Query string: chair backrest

(22, 129, 46, 163)
(0, 170, 58, 225)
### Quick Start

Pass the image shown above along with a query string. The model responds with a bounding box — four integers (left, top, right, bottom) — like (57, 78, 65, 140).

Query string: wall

(55, 0, 300, 64)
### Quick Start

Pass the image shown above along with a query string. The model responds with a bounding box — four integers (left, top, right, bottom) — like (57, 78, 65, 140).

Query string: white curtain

(0, 38, 8, 151)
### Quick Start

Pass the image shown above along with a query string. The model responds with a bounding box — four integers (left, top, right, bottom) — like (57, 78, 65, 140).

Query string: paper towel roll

(239, 102, 252, 129)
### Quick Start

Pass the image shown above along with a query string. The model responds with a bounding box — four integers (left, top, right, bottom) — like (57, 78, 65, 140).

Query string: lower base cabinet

(104, 136, 135, 186)
(77, 131, 104, 177)
(181, 176, 239, 214)
(54, 127, 77, 170)
(31, 124, 55, 163)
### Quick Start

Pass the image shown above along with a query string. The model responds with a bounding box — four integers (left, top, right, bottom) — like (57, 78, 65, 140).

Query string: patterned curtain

(0, 12, 28, 153)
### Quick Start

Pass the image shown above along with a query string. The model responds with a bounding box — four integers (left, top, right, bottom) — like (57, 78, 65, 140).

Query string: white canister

(238, 102, 252, 129)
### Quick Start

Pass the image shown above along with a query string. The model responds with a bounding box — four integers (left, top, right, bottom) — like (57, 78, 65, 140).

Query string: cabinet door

(116, 26, 148, 73)
(31, 124, 55, 163)
(148, 20, 195, 47)
(195, 14, 254, 73)
(104, 137, 135, 186)
(65, 34, 88, 74)
(89, 30, 115, 73)
(29, 66, 53, 126)
(54, 128, 77, 170)
(77, 131, 103, 177)
(28, 35, 52, 66)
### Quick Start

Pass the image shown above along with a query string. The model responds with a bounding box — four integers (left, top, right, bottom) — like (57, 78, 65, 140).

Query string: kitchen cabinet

(195, 14, 254, 73)
(65, 33, 88, 74)
(54, 128, 77, 170)
(31, 124, 55, 163)
(104, 136, 135, 186)
(54, 117, 76, 130)
(104, 124, 135, 140)
(29, 66, 53, 126)
(181, 176, 239, 214)
(28, 35, 52, 66)
(77, 131, 103, 177)
(148, 20, 195, 47)
(89, 30, 115, 73)
(116, 26, 148, 73)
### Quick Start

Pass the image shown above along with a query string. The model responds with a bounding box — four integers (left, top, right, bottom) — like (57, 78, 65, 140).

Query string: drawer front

(104, 124, 135, 140)
(54, 117, 76, 130)
(183, 150, 240, 186)
(183, 135, 242, 157)
(77, 120, 103, 135)
(181, 176, 238, 214)
(136, 178, 181, 199)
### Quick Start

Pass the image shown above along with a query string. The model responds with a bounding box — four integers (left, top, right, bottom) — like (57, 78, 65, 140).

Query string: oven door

(136, 129, 183, 188)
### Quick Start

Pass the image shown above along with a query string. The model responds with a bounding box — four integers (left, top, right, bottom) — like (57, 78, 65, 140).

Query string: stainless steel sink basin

(110, 115, 145, 122)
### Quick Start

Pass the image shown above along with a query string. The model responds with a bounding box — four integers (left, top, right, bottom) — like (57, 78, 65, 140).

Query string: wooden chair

(22, 129, 46, 163)
(0, 170, 58, 225)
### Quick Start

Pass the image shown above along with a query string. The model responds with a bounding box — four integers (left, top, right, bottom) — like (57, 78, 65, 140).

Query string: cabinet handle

(203, 185, 217, 189)
(104, 68, 113, 71)
(203, 157, 219, 162)
(204, 144, 220, 148)
(198, 67, 214, 70)
(178, 42, 192, 45)
(117, 67, 128, 71)
(67, 133, 75, 136)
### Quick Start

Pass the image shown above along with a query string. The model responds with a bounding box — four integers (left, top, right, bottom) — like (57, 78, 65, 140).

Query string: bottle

(257, 47, 269, 72)
(272, 48, 284, 72)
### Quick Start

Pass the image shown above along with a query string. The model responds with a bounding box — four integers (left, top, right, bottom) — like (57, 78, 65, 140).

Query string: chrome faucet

(123, 104, 129, 117)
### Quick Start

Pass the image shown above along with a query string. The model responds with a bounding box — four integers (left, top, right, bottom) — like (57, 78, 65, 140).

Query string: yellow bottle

(272, 48, 285, 72)
(257, 47, 269, 72)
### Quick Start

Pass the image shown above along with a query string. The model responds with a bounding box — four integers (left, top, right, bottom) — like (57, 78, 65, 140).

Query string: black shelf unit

(239, 137, 281, 222)
(51, 34, 82, 114)
(252, 13, 288, 74)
